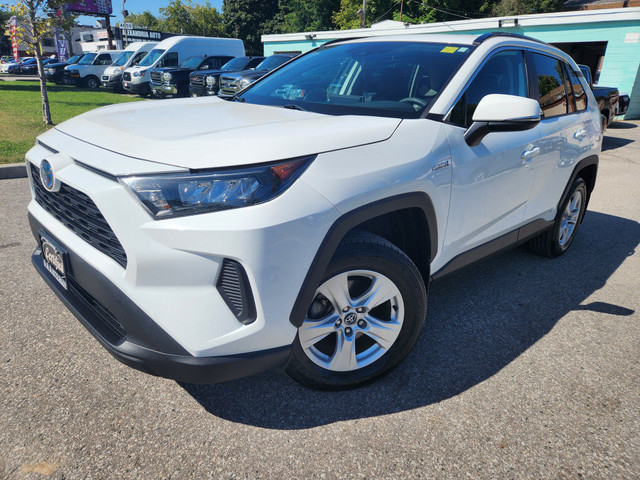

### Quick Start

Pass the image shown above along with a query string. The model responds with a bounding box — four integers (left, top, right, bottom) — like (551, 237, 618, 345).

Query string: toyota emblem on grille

(40, 159, 54, 191)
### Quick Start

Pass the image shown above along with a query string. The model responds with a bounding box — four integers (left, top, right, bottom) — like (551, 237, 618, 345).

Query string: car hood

(153, 67, 192, 74)
(223, 69, 266, 80)
(191, 68, 228, 76)
(52, 97, 401, 172)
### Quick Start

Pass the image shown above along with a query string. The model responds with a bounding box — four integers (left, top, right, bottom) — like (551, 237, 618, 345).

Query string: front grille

(68, 277, 126, 344)
(150, 71, 162, 84)
(30, 163, 127, 268)
(191, 75, 204, 87)
(216, 259, 256, 325)
(102, 75, 109, 81)
(219, 76, 240, 96)
(123, 72, 131, 81)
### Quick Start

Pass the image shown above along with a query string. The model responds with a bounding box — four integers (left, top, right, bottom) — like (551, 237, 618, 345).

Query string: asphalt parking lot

(1, 122, 639, 479)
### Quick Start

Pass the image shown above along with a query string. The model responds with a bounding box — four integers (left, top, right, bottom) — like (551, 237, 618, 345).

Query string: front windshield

(180, 56, 204, 69)
(221, 57, 249, 71)
(113, 51, 133, 66)
(255, 55, 290, 71)
(78, 53, 97, 65)
(138, 49, 165, 67)
(67, 55, 81, 64)
(241, 41, 472, 119)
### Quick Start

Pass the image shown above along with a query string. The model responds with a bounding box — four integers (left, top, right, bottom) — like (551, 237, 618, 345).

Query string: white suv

(27, 33, 601, 389)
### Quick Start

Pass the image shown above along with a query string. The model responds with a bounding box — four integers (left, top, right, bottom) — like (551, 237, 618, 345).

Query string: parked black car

(189, 56, 265, 97)
(45, 54, 85, 85)
(578, 64, 620, 130)
(217, 54, 298, 99)
(20, 57, 57, 75)
(149, 55, 234, 98)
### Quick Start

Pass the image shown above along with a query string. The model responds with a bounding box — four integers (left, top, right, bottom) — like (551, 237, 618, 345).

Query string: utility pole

(359, 0, 366, 28)
(400, 0, 404, 22)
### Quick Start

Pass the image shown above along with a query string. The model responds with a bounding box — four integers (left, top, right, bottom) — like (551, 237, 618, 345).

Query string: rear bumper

(29, 213, 292, 384)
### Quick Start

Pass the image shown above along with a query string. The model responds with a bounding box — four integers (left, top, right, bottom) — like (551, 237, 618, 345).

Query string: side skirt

(431, 218, 553, 281)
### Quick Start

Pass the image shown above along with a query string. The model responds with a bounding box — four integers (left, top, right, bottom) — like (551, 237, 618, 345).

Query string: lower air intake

(216, 259, 256, 325)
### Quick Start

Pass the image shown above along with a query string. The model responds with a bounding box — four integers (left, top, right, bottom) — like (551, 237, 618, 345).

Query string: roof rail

(473, 32, 548, 46)
(319, 37, 366, 48)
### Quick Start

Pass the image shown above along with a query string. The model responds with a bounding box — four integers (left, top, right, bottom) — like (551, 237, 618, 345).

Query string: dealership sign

(55, 28, 69, 62)
(66, 0, 112, 15)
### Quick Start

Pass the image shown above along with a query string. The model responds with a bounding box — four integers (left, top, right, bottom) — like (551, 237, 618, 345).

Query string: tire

(529, 177, 588, 258)
(85, 76, 99, 89)
(286, 231, 427, 390)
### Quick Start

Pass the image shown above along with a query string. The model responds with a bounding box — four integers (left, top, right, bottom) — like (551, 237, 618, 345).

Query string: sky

(77, 0, 224, 27)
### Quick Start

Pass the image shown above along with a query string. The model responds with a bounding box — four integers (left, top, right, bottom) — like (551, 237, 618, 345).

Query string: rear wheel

(529, 177, 588, 258)
(286, 231, 427, 390)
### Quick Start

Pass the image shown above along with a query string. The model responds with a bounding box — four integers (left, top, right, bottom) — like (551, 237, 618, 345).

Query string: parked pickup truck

(578, 65, 620, 130)
(45, 54, 86, 84)
(217, 54, 297, 99)
(150, 55, 234, 98)
(189, 56, 265, 97)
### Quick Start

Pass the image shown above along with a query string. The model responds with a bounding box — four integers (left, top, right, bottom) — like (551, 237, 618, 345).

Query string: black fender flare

(289, 192, 438, 327)
(557, 154, 599, 219)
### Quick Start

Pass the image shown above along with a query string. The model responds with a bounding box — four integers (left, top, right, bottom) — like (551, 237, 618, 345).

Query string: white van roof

(152, 35, 244, 51)
(124, 41, 158, 52)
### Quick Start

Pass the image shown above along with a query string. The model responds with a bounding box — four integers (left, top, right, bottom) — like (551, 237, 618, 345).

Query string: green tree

(2, 0, 75, 124)
(280, 0, 341, 33)
(123, 11, 162, 30)
(492, 0, 563, 15)
(222, 0, 281, 54)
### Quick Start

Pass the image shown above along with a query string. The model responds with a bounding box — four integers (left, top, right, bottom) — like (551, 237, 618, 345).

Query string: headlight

(119, 156, 314, 219)
(133, 69, 147, 77)
(205, 75, 216, 86)
(163, 72, 172, 83)
(239, 78, 252, 89)
(46, 68, 54, 74)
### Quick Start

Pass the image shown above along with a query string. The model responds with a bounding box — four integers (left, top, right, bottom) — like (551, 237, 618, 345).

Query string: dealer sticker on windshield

(40, 233, 68, 290)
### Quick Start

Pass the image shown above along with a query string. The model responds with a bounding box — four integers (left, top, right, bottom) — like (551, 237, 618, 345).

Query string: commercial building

(262, 7, 640, 118)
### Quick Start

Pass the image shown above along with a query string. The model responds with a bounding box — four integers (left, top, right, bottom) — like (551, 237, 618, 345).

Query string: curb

(0, 163, 28, 180)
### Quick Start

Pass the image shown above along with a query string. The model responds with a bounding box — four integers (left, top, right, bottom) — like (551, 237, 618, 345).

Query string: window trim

(563, 61, 589, 113)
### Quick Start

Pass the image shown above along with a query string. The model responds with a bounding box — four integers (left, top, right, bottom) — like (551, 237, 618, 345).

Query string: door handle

(574, 129, 587, 140)
(521, 147, 540, 162)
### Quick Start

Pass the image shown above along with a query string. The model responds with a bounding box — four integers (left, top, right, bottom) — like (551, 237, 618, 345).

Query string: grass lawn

(0, 80, 144, 164)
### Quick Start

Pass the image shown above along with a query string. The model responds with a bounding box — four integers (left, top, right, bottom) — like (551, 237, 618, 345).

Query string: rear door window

(565, 65, 587, 112)
(450, 49, 528, 128)
(531, 53, 568, 118)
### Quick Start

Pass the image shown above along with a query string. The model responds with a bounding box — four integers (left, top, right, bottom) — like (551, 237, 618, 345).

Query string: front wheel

(85, 76, 99, 89)
(286, 232, 427, 390)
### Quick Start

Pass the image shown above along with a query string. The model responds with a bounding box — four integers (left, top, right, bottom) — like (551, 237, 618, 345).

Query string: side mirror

(464, 94, 542, 146)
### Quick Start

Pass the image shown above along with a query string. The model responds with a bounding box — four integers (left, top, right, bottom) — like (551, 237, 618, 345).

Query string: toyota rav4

(27, 33, 600, 390)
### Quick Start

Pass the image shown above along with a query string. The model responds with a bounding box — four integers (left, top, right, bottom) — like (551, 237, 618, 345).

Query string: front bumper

(102, 73, 122, 90)
(122, 80, 149, 95)
(26, 137, 340, 382)
(189, 84, 217, 96)
(29, 214, 292, 383)
(151, 82, 178, 96)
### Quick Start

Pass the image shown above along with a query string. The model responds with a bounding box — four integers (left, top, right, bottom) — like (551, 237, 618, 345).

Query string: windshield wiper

(283, 104, 307, 111)
(233, 96, 246, 103)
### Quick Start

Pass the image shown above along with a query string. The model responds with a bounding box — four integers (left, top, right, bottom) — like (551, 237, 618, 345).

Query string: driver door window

(450, 50, 528, 128)
(95, 54, 113, 66)
(160, 52, 178, 68)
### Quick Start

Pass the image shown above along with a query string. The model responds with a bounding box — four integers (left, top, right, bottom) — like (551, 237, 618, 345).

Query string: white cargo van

(122, 36, 244, 96)
(101, 42, 157, 91)
(64, 50, 123, 89)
